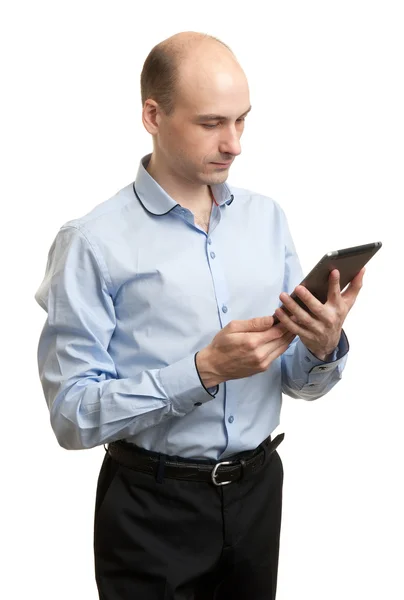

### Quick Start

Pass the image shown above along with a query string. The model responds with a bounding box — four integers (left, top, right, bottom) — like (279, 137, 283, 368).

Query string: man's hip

(94, 434, 285, 599)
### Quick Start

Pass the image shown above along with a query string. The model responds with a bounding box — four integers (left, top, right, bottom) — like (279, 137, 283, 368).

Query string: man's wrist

(306, 345, 337, 362)
(195, 347, 222, 388)
(314, 350, 334, 362)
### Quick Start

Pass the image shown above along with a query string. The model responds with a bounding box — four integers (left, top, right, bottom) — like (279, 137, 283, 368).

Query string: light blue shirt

(35, 155, 348, 458)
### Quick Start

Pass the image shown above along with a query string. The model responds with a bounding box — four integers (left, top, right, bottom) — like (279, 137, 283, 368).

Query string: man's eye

(236, 118, 246, 124)
(202, 123, 219, 129)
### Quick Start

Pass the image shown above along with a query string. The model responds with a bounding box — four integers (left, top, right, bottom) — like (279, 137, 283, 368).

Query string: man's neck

(146, 155, 213, 211)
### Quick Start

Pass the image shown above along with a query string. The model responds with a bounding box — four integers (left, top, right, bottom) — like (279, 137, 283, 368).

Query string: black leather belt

(107, 433, 284, 486)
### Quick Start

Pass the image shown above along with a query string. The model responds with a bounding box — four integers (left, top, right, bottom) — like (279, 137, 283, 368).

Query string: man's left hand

(274, 268, 365, 361)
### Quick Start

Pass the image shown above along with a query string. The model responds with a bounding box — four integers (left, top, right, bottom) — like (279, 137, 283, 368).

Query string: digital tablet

(273, 241, 382, 322)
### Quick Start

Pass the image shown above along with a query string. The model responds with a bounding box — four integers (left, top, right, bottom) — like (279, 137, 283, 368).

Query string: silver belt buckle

(211, 461, 233, 486)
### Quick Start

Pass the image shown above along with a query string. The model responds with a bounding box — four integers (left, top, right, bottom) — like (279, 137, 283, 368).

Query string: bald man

(36, 32, 364, 599)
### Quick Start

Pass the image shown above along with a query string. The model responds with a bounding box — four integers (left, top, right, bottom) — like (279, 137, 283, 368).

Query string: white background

(1, 1, 403, 598)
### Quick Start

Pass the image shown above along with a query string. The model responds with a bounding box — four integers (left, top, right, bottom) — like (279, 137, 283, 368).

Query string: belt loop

(257, 435, 269, 466)
(261, 440, 267, 465)
(156, 454, 166, 484)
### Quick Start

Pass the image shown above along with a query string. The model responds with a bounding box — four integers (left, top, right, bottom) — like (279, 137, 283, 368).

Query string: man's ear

(142, 99, 161, 135)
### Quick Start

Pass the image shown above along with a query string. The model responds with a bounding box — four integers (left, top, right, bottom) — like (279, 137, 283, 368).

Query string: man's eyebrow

(195, 106, 252, 122)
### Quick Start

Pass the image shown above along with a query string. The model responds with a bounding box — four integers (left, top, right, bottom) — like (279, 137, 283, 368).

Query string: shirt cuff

(285, 330, 349, 396)
(296, 329, 349, 376)
(194, 352, 219, 397)
(158, 353, 217, 416)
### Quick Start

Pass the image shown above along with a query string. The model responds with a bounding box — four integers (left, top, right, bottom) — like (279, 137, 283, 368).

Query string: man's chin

(200, 169, 230, 185)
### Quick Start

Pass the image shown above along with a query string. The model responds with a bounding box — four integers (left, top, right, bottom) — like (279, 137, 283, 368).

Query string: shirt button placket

(207, 240, 230, 330)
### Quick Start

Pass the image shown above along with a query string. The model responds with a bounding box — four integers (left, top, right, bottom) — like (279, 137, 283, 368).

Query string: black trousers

(94, 443, 284, 600)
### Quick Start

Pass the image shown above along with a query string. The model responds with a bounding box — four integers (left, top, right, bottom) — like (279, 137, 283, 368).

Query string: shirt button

(208, 238, 212, 245)
(319, 366, 327, 371)
(210, 251, 216, 259)
(222, 305, 228, 313)
(228, 416, 234, 423)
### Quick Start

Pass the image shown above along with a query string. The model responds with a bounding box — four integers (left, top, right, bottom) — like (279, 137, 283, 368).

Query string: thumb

(232, 315, 275, 333)
(327, 269, 341, 303)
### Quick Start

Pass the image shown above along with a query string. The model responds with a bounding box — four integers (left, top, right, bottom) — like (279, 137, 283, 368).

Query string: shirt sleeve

(35, 226, 216, 450)
(281, 332, 349, 400)
(275, 207, 350, 400)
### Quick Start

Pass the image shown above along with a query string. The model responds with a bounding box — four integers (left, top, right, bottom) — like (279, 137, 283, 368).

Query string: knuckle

(297, 311, 309, 326)
(253, 345, 263, 361)
(323, 311, 334, 326)
(227, 320, 237, 333)
(270, 327, 281, 339)
(257, 356, 269, 372)
(246, 337, 258, 351)
(250, 318, 260, 331)
(254, 346, 266, 362)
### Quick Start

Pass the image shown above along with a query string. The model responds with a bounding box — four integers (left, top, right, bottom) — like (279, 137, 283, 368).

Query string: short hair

(140, 34, 233, 116)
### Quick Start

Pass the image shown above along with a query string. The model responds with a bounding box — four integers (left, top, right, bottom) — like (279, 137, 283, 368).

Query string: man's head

(141, 32, 250, 186)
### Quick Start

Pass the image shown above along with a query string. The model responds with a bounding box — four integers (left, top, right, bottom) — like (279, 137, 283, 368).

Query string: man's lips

(211, 161, 233, 167)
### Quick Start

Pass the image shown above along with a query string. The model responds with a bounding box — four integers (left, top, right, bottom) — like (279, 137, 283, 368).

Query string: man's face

(154, 57, 251, 186)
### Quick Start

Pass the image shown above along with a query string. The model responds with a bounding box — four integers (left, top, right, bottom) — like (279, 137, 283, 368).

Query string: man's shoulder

(228, 184, 284, 213)
(63, 183, 138, 234)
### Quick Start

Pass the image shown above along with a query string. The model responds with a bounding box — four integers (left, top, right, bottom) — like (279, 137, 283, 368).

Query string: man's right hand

(196, 316, 296, 388)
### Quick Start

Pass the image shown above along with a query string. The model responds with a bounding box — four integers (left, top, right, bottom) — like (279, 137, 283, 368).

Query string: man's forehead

(178, 57, 249, 94)
(193, 105, 252, 121)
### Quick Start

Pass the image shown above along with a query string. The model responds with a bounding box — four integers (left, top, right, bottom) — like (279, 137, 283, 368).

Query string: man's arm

(35, 226, 216, 450)
(278, 266, 365, 399)
(280, 331, 349, 400)
(274, 206, 353, 401)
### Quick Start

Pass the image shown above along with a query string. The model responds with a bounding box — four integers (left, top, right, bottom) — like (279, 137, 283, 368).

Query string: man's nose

(219, 125, 242, 157)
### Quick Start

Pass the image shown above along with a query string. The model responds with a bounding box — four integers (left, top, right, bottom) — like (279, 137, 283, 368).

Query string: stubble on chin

(198, 172, 228, 186)
(199, 163, 230, 185)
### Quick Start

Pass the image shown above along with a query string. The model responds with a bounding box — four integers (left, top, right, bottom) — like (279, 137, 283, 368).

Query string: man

(35, 32, 364, 599)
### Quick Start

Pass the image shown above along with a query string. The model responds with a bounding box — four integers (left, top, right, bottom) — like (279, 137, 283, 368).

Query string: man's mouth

(211, 161, 233, 167)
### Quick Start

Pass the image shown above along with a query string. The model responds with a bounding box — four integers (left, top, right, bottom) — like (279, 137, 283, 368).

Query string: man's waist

(107, 433, 285, 486)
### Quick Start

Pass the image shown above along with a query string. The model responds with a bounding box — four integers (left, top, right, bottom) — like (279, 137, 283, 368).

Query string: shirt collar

(133, 154, 234, 216)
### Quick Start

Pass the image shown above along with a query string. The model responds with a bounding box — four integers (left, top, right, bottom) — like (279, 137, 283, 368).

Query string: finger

(284, 331, 297, 345)
(273, 330, 296, 345)
(278, 292, 320, 327)
(229, 315, 274, 333)
(261, 327, 296, 351)
(248, 315, 274, 331)
(265, 335, 296, 363)
(257, 322, 289, 345)
(341, 267, 365, 306)
(273, 306, 306, 337)
(287, 287, 325, 318)
(326, 269, 341, 304)
(257, 331, 295, 368)
(272, 322, 290, 335)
